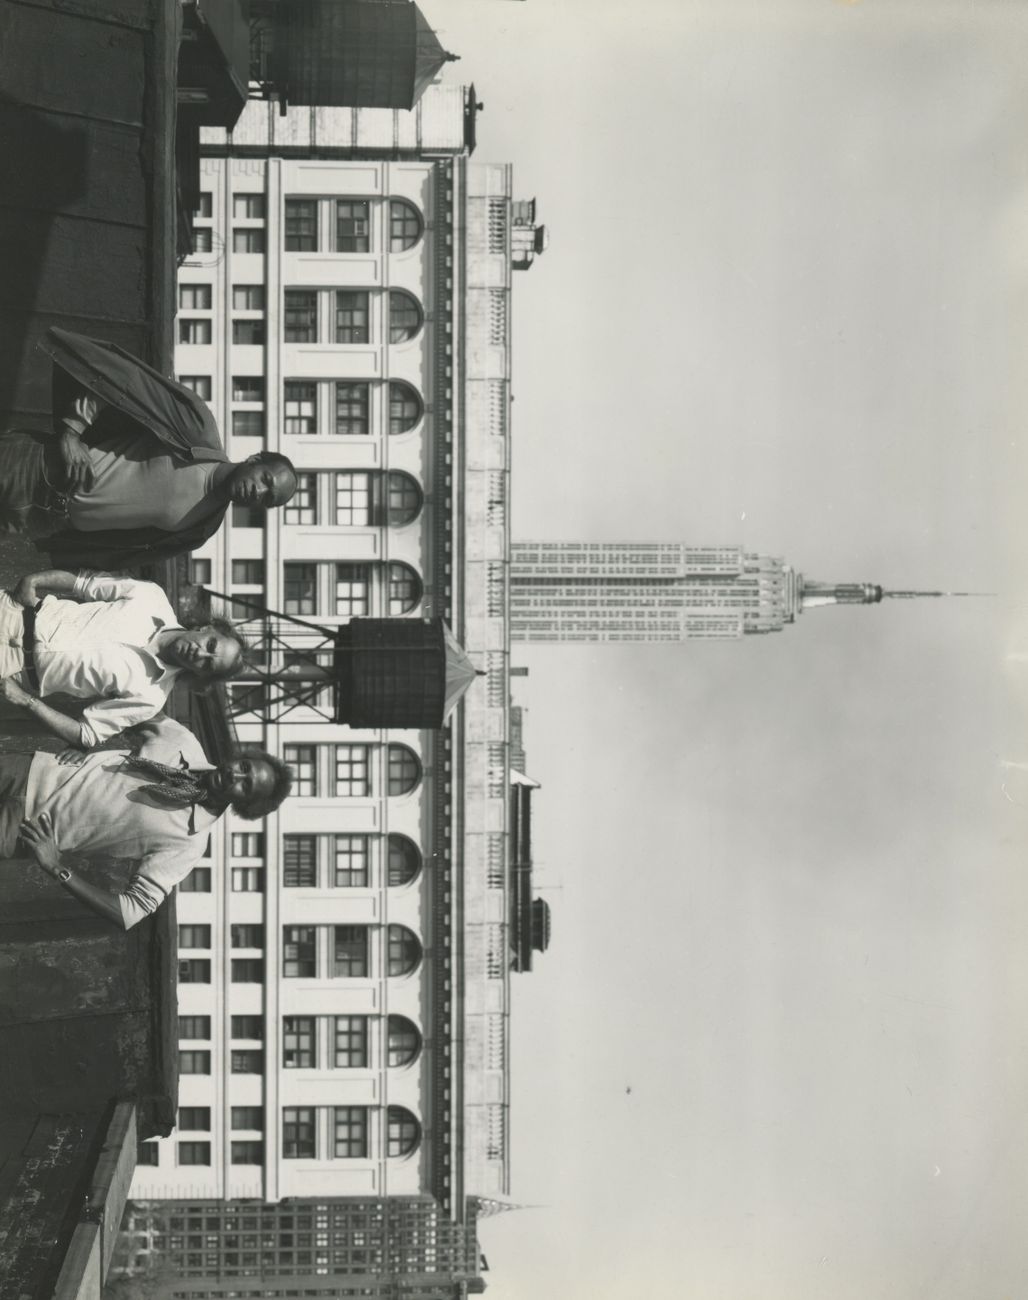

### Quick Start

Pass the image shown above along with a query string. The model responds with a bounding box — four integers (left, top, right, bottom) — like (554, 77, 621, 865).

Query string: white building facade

(131, 90, 544, 1228)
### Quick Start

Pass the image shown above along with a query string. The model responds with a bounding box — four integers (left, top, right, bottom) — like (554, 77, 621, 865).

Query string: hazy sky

(419, 3, 1028, 1296)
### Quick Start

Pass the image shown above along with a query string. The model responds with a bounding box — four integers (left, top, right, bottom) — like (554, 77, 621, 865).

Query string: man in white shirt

(6, 715, 292, 929)
(0, 569, 246, 747)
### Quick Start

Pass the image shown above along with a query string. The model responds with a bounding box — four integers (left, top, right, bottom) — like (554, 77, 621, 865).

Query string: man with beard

(7, 715, 291, 928)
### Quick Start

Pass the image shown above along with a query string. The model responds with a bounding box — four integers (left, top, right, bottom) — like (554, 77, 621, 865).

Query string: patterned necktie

(124, 755, 214, 809)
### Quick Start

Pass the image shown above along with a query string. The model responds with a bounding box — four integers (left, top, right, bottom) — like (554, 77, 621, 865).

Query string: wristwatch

(56, 867, 72, 883)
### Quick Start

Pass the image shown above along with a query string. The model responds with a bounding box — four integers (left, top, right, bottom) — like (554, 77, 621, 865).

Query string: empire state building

(509, 542, 959, 643)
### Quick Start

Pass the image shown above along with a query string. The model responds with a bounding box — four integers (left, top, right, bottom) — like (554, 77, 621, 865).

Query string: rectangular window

(233, 284, 264, 311)
(179, 284, 211, 310)
(178, 958, 211, 983)
(231, 561, 265, 589)
(334, 563, 369, 618)
(179, 1050, 211, 1075)
(233, 228, 265, 253)
(283, 926, 316, 978)
(232, 376, 265, 402)
(283, 380, 317, 435)
(334, 1015, 368, 1068)
(231, 503, 264, 528)
(285, 198, 318, 251)
(231, 830, 264, 857)
(231, 924, 264, 949)
(334, 291, 369, 344)
(232, 320, 265, 346)
(282, 1108, 316, 1159)
(283, 743, 317, 797)
(178, 924, 211, 949)
(283, 834, 317, 887)
(334, 472, 371, 527)
(334, 382, 369, 436)
(284, 472, 317, 526)
(188, 558, 211, 586)
(231, 1015, 264, 1040)
(231, 410, 264, 439)
(332, 926, 368, 978)
(231, 1140, 264, 1165)
(334, 745, 370, 797)
(335, 200, 370, 252)
(179, 375, 212, 400)
(283, 1016, 316, 1068)
(234, 194, 265, 220)
(231, 1106, 264, 1130)
(178, 1141, 212, 1166)
(284, 290, 318, 343)
(178, 319, 211, 345)
(231, 1049, 264, 1073)
(137, 1141, 160, 1167)
(178, 1015, 211, 1040)
(178, 1107, 211, 1131)
(283, 562, 317, 615)
(231, 957, 264, 982)
(195, 192, 212, 219)
(333, 1107, 368, 1159)
(333, 834, 369, 887)
(179, 865, 211, 893)
(192, 228, 213, 253)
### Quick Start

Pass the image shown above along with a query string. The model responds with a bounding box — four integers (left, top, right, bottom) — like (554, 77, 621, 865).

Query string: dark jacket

(38, 328, 231, 570)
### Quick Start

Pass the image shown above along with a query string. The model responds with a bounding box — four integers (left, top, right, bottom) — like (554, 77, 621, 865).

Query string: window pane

(180, 865, 211, 893)
(179, 284, 211, 310)
(283, 1016, 316, 1068)
(284, 380, 317, 434)
(231, 1106, 264, 1130)
(233, 228, 265, 253)
(387, 1016, 421, 1067)
(178, 1015, 211, 1040)
(387, 925, 421, 977)
(386, 1106, 420, 1157)
(231, 867, 265, 892)
(231, 924, 264, 949)
(179, 1107, 211, 1131)
(195, 192, 212, 219)
(283, 563, 317, 615)
(178, 924, 211, 949)
(333, 1107, 368, 1158)
(179, 319, 212, 345)
(282, 1108, 316, 1159)
(334, 563, 369, 618)
(283, 744, 317, 797)
(231, 1049, 264, 1073)
(232, 376, 264, 402)
(333, 834, 369, 887)
(178, 958, 211, 983)
(233, 285, 264, 310)
(180, 375, 212, 400)
(335, 200, 369, 252)
(283, 835, 318, 887)
(332, 926, 368, 977)
(334, 291, 369, 344)
(284, 473, 318, 526)
(230, 958, 265, 981)
(178, 1141, 212, 1166)
(234, 195, 265, 219)
(231, 830, 264, 856)
(334, 382, 369, 435)
(334, 745, 369, 797)
(179, 1050, 211, 1074)
(285, 198, 318, 251)
(388, 563, 422, 615)
(389, 199, 422, 252)
(388, 382, 421, 434)
(231, 1140, 264, 1165)
(232, 410, 265, 438)
(284, 290, 317, 343)
(387, 745, 420, 796)
(137, 1141, 160, 1166)
(232, 320, 265, 346)
(388, 291, 421, 343)
(334, 473, 370, 526)
(387, 835, 421, 886)
(386, 472, 421, 526)
(283, 926, 316, 978)
(334, 1016, 368, 1068)
(231, 561, 265, 587)
(231, 1016, 263, 1040)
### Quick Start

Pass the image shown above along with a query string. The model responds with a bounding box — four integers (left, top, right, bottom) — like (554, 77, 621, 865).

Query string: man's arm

(0, 679, 84, 745)
(12, 570, 80, 607)
(19, 811, 126, 929)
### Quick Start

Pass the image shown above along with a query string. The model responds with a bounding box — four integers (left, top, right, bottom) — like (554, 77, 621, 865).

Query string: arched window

(387, 925, 422, 977)
(389, 382, 423, 434)
(389, 200, 423, 252)
(387, 834, 422, 886)
(387, 1016, 422, 1067)
(387, 745, 421, 796)
(387, 562, 422, 614)
(385, 472, 422, 526)
(387, 1106, 421, 1156)
(389, 291, 423, 343)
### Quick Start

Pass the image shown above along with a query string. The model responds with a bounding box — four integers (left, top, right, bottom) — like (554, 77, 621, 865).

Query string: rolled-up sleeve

(72, 573, 156, 604)
(117, 845, 203, 929)
(79, 683, 168, 748)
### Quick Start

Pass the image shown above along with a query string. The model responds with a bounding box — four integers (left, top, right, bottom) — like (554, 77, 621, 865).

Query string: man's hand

(56, 747, 89, 767)
(12, 574, 40, 608)
(20, 811, 63, 875)
(58, 430, 94, 493)
(0, 676, 33, 709)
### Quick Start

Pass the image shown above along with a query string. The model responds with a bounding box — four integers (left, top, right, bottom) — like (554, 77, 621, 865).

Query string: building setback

(127, 84, 547, 1259)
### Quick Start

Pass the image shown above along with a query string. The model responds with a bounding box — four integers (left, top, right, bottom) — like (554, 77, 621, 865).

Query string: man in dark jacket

(0, 327, 297, 568)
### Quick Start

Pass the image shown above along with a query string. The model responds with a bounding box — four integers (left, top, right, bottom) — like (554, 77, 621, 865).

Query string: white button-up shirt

(25, 715, 220, 929)
(31, 574, 182, 747)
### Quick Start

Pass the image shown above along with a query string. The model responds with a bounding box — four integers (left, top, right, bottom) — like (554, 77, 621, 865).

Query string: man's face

(208, 756, 277, 809)
(230, 459, 296, 509)
(163, 627, 242, 681)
